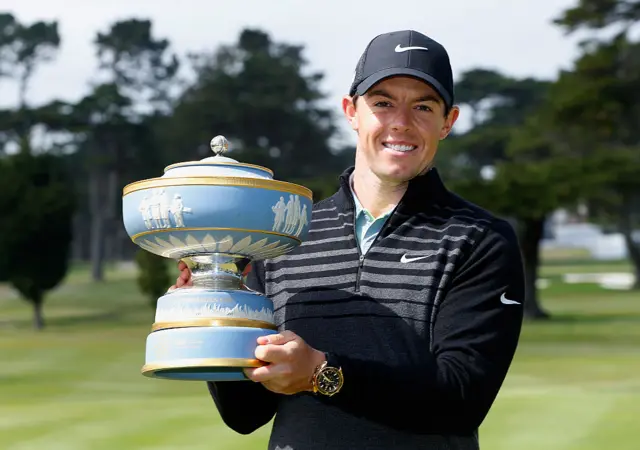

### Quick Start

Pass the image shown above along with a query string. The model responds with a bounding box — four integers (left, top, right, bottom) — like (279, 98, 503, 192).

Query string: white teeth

(383, 143, 416, 152)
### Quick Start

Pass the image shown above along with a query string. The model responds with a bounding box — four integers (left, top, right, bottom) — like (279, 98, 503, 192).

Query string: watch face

(317, 367, 343, 395)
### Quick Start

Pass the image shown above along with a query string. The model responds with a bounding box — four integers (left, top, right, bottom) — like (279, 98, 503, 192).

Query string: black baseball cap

(349, 30, 454, 110)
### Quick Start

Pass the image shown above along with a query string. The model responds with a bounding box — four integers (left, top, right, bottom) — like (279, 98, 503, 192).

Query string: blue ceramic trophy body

(122, 136, 313, 381)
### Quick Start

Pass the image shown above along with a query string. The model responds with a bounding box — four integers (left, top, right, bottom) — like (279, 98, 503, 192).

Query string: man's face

(343, 76, 459, 184)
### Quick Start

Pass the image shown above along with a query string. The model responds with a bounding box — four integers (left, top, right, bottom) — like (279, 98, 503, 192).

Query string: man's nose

(391, 108, 411, 132)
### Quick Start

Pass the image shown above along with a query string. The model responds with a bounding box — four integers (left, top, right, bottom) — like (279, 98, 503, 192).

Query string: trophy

(122, 135, 313, 381)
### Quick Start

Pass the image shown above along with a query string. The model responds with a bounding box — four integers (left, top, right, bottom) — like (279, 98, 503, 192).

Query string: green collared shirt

(350, 180, 394, 255)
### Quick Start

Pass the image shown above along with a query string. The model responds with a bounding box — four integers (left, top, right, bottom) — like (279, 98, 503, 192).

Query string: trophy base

(143, 326, 277, 382)
(141, 358, 264, 381)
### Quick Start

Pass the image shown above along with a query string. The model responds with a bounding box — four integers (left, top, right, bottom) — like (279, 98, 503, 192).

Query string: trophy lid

(161, 135, 274, 180)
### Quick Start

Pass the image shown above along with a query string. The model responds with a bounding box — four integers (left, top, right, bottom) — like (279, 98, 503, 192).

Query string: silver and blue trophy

(122, 136, 313, 381)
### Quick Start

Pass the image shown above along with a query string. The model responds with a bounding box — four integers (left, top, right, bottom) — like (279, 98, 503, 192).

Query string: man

(171, 29, 525, 450)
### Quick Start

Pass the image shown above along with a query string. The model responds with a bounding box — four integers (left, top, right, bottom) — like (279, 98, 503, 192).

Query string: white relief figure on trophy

(287, 194, 303, 234)
(292, 195, 301, 232)
(271, 194, 307, 236)
(158, 189, 171, 228)
(138, 195, 152, 229)
(272, 196, 286, 231)
(140, 189, 192, 230)
(284, 195, 296, 234)
(170, 194, 192, 227)
(149, 189, 162, 229)
(294, 204, 308, 237)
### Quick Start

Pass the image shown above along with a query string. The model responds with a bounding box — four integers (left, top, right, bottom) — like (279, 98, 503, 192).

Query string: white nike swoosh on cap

(395, 44, 429, 53)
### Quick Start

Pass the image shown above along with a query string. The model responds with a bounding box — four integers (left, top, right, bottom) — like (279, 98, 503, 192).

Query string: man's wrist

(307, 350, 327, 392)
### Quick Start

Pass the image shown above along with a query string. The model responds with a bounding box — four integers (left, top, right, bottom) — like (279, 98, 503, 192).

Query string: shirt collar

(349, 173, 364, 217)
(337, 165, 450, 215)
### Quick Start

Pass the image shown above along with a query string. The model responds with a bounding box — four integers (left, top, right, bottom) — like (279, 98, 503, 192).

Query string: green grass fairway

(1, 261, 639, 449)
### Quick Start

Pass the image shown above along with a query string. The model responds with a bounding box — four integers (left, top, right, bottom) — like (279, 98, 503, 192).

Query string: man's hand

(169, 260, 192, 291)
(168, 263, 322, 395)
(244, 331, 326, 395)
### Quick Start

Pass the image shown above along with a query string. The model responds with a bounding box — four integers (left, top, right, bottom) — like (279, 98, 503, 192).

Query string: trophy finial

(210, 135, 229, 156)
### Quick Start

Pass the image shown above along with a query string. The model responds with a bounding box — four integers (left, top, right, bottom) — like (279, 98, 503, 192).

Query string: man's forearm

(207, 381, 279, 434)
(319, 350, 510, 435)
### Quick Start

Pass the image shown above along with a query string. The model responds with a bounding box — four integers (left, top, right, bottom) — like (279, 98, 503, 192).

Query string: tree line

(441, 0, 640, 317)
(0, 0, 638, 328)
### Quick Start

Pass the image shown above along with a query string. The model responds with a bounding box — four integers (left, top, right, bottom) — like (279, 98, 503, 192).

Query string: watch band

(324, 352, 339, 367)
(311, 359, 327, 394)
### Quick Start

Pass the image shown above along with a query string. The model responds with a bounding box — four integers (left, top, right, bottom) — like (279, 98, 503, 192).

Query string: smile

(383, 143, 417, 152)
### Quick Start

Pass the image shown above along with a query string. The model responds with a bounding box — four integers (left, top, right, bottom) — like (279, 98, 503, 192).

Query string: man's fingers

(168, 261, 192, 291)
(257, 330, 297, 346)
(167, 275, 191, 293)
(243, 366, 267, 381)
(179, 269, 190, 281)
(244, 363, 291, 383)
(176, 274, 191, 288)
(176, 261, 191, 282)
(255, 342, 295, 363)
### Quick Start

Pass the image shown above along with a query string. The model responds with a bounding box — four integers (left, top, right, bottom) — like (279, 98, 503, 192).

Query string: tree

(94, 18, 180, 115)
(546, 34, 640, 286)
(0, 152, 76, 330)
(0, 13, 60, 155)
(167, 28, 341, 182)
(78, 18, 181, 281)
(486, 114, 601, 317)
(440, 69, 577, 319)
(0, 12, 60, 107)
(554, 0, 640, 33)
(135, 249, 171, 308)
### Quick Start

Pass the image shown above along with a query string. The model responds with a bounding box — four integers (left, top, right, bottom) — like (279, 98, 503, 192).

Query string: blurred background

(1, 0, 639, 449)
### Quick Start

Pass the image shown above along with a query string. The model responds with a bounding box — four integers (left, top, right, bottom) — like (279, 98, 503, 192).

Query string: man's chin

(374, 168, 420, 185)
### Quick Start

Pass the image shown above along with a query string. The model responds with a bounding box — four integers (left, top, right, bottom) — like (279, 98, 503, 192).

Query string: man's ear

(440, 105, 460, 140)
(342, 95, 358, 131)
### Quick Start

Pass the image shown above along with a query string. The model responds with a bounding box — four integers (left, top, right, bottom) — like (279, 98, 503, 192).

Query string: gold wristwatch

(311, 354, 344, 396)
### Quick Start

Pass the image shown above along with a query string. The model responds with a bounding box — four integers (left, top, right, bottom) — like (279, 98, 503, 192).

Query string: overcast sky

(1, 0, 584, 145)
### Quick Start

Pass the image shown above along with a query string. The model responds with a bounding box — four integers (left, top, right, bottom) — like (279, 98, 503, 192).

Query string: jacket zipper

(353, 204, 400, 293)
(355, 254, 365, 292)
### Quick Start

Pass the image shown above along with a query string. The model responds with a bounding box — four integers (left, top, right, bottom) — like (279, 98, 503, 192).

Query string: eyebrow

(366, 89, 442, 104)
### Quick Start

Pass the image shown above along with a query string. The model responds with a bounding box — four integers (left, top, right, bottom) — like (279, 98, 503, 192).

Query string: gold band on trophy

(151, 318, 278, 332)
(123, 176, 312, 199)
(141, 358, 267, 378)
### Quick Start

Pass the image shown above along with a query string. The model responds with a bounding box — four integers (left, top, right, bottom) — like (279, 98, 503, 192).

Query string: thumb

(257, 331, 297, 345)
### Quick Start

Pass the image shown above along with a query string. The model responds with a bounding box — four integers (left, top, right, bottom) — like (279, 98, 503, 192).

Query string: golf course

(1, 253, 639, 450)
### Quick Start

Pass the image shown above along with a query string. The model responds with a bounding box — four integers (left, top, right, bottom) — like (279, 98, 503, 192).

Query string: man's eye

(416, 105, 432, 112)
(374, 101, 391, 107)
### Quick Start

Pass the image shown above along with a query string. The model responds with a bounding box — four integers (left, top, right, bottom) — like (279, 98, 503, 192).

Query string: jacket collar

(334, 166, 450, 213)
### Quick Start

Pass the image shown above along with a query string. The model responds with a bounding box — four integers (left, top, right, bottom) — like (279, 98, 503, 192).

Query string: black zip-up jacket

(207, 167, 525, 450)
